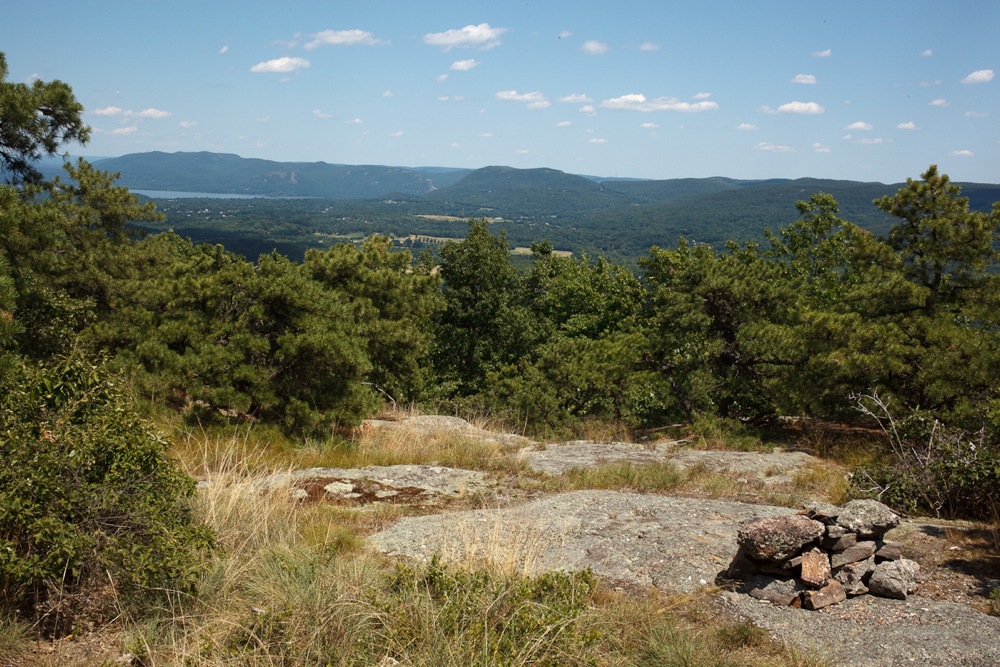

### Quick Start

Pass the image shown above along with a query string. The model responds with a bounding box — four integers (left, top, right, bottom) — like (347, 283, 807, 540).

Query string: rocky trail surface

(288, 416, 1000, 666)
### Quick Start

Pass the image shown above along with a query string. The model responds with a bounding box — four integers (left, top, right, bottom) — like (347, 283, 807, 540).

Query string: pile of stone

(724, 499, 920, 610)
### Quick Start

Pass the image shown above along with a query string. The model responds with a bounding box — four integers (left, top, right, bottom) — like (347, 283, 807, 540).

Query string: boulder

(868, 559, 920, 600)
(738, 515, 825, 562)
(835, 499, 900, 538)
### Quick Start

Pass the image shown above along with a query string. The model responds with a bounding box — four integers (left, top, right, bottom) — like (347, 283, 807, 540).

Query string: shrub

(0, 356, 212, 632)
(852, 392, 1000, 520)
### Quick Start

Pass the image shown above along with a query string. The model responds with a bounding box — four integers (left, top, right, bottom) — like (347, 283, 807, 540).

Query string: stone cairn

(724, 499, 920, 610)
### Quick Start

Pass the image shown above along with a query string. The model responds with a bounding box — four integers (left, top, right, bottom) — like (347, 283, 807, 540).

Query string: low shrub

(0, 356, 212, 632)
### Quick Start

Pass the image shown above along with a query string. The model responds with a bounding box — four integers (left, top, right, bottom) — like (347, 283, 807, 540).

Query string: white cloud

(94, 106, 170, 119)
(390, 130, 404, 137)
(496, 90, 550, 109)
(436, 74, 449, 82)
(256, 116, 271, 122)
(965, 111, 988, 118)
(219, 45, 229, 55)
(919, 80, 942, 87)
(639, 42, 661, 52)
(250, 57, 310, 73)
(451, 59, 479, 71)
(950, 149, 974, 156)
(756, 142, 795, 152)
(178, 120, 198, 128)
(736, 123, 758, 130)
(111, 127, 138, 135)
(424, 23, 507, 50)
(346, 117, 364, 124)
(556, 121, 573, 127)
(813, 143, 831, 153)
(580, 105, 596, 114)
(600, 93, 719, 112)
(450, 142, 461, 148)
(921, 49, 933, 57)
(853, 137, 889, 144)
(693, 92, 712, 99)
(774, 101, 825, 114)
(559, 93, 593, 103)
(479, 132, 494, 137)
(640, 122, 659, 128)
(135, 108, 171, 119)
(811, 48, 831, 57)
(792, 74, 817, 84)
(305, 29, 386, 50)
(844, 121, 873, 130)
(929, 98, 950, 107)
(588, 138, 608, 144)
(961, 69, 994, 84)
(897, 121, 918, 130)
(313, 109, 333, 119)
(582, 40, 609, 55)
(382, 90, 394, 97)
(558, 31, 573, 39)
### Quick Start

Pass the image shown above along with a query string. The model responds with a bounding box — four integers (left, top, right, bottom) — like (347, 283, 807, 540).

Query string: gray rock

(868, 558, 920, 600)
(745, 575, 805, 606)
(830, 540, 877, 568)
(822, 531, 856, 551)
(835, 499, 900, 538)
(875, 541, 903, 561)
(737, 515, 825, 562)
(834, 555, 876, 595)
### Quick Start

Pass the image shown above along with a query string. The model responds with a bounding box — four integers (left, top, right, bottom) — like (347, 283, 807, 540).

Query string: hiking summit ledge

(368, 489, 1000, 667)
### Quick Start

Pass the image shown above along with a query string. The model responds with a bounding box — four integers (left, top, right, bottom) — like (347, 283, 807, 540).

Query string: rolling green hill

(73, 151, 1000, 263)
(92, 152, 472, 198)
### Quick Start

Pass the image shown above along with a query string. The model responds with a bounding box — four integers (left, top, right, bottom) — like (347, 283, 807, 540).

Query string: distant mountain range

(55, 151, 1000, 259)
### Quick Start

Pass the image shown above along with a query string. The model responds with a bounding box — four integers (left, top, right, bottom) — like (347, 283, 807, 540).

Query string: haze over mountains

(76, 151, 1000, 260)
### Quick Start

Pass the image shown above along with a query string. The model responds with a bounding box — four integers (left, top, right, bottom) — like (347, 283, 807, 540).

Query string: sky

(3, 1, 998, 183)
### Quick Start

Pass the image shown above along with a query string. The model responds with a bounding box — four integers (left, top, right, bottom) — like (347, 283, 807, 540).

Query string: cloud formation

(559, 93, 593, 103)
(496, 90, 550, 109)
(250, 57, 310, 73)
(424, 23, 507, 50)
(769, 101, 825, 114)
(305, 29, 386, 49)
(582, 40, 609, 55)
(639, 42, 661, 52)
(950, 149, 974, 156)
(961, 69, 994, 84)
(450, 59, 479, 71)
(844, 121, 873, 130)
(897, 121, 918, 130)
(756, 142, 795, 152)
(600, 93, 718, 112)
(92, 106, 171, 119)
(811, 49, 831, 57)
(929, 98, 949, 107)
(736, 123, 758, 130)
(792, 74, 817, 84)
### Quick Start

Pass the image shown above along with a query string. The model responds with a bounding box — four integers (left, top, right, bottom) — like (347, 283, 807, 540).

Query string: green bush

(853, 395, 1000, 520)
(0, 356, 212, 631)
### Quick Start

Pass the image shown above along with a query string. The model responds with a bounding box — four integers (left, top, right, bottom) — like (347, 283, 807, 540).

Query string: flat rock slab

(519, 441, 681, 475)
(521, 442, 824, 486)
(369, 490, 790, 590)
(363, 416, 530, 446)
(719, 590, 1000, 667)
(261, 465, 493, 505)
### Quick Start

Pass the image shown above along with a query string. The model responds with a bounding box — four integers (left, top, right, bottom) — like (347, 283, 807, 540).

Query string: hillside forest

(2, 53, 1000, 647)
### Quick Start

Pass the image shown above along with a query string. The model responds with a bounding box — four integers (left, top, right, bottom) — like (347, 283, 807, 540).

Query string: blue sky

(3, 1, 997, 182)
